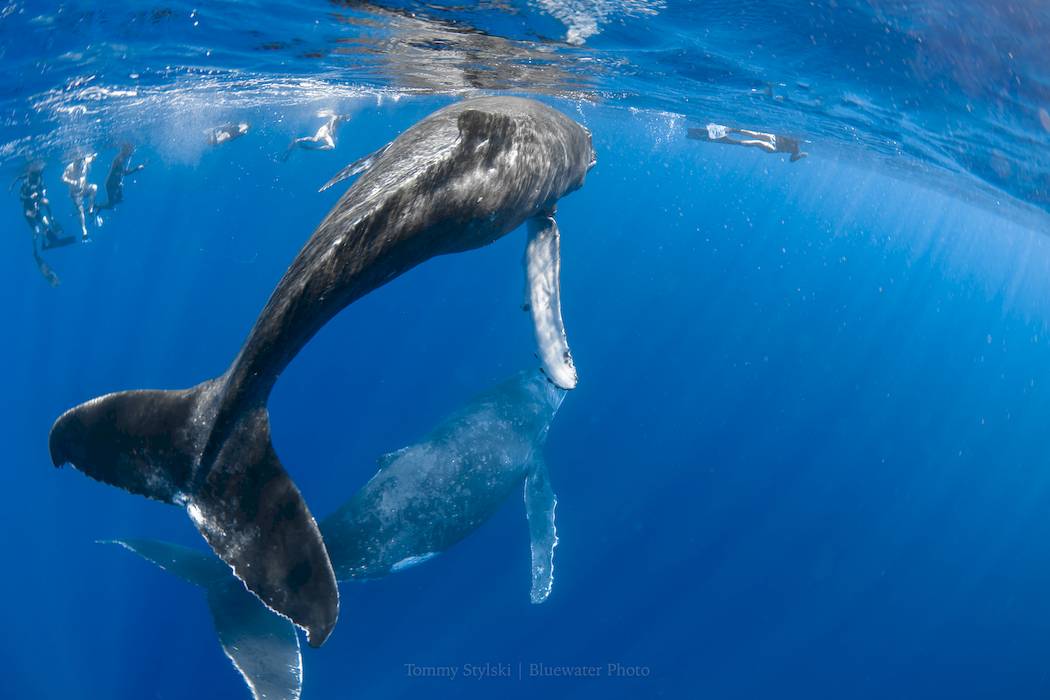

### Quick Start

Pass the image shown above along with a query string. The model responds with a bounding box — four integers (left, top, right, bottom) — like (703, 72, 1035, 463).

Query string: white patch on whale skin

(391, 552, 438, 572)
(525, 214, 577, 390)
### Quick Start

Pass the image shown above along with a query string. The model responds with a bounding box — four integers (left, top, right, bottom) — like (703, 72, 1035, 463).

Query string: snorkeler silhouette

(95, 144, 145, 212)
(689, 123, 808, 162)
(16, 164, 74, 286)
(281, 111, 350, 161)
(62, 154, 100, 241)
(207, 122, 249, 146)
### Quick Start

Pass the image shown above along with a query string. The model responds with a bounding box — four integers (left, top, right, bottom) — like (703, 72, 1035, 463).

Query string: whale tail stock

(48, 381, 339, 647)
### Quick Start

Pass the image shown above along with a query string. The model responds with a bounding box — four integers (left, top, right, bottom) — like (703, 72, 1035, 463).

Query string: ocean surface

(3, 1, 1050, 698)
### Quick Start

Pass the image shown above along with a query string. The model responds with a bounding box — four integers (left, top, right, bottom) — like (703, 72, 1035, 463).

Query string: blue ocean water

(3, 1, 1050, 698)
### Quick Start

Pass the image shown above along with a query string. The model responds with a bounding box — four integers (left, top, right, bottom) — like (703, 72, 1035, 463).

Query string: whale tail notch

(48, 383, 339, 648)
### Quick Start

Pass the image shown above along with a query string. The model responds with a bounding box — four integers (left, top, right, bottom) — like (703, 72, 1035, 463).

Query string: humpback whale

(108, 370, 565, 700)
(325, 369, 564, 588)
(48, 97, 594, 646)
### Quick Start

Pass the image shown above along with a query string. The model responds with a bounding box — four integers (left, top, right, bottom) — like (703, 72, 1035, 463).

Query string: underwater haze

(3, 1, 1050, 699)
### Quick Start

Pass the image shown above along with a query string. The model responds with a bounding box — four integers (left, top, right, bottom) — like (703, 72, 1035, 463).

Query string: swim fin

(41, 230, 76, 250)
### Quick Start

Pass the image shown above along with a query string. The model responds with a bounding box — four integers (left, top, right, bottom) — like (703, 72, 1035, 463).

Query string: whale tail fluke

(107, 539, 303, 700)
(193, 406, 339, 647)
(104, 537, 228, 585)
(49, 385, 339, 648)
(48, 387, 201, 502)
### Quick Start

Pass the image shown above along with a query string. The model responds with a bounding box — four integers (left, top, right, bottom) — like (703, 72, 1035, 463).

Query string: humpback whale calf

(109, 370, 565, 700)
(326, 369, 564, 588)
(48, 97, 594, 646)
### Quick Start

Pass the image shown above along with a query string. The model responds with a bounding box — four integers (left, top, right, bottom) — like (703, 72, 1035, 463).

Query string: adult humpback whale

(48, 97, 594, 646)
(106, 369, 565, 700)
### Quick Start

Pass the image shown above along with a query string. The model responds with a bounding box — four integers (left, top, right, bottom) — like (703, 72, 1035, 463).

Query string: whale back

(319, 96, 595, 256)
(220, 97, 594, 410)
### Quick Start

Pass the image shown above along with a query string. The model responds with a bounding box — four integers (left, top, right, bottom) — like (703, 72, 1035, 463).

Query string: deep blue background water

(5, 2, 1050, 699)
(6, 101, 1050, 698)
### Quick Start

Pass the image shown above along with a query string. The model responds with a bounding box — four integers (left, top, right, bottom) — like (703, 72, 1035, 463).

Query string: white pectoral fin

(524, 455, 558, 604)
(525, 214, 577, 390)
(318, 143, 390, 192)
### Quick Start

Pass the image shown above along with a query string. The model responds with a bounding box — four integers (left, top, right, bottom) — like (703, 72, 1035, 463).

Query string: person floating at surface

(95, 144, 145, 212)
(688, 123, 808, 162)
(281, 111, 350, 161)
(16, 165, 73, 286)
(207, 122, 249, 146)
(62, 154, 100, 241)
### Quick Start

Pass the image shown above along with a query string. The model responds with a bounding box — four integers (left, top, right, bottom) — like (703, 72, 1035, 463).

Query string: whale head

(447, 96, 596, 207)
(545, 106, 596, 199)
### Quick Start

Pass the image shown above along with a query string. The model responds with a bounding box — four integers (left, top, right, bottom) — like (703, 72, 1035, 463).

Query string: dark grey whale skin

(47, 97, 595, 648)
(225, 96, 594, 406)
(109, 369, 565, 700)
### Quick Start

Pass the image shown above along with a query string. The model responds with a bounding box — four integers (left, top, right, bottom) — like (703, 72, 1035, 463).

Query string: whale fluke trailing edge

(104, 370, 564, 700)
(105, 539, 302, 700)
(48, 96, 593, 648)
(48, 383, 338, 647)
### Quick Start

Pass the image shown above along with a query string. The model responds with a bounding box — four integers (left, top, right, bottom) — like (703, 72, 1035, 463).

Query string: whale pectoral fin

(524, 455, 558, 604)
(319, 143, 390, 192)
(208, 579, 303, 700)
(524, 214, 578, 390)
